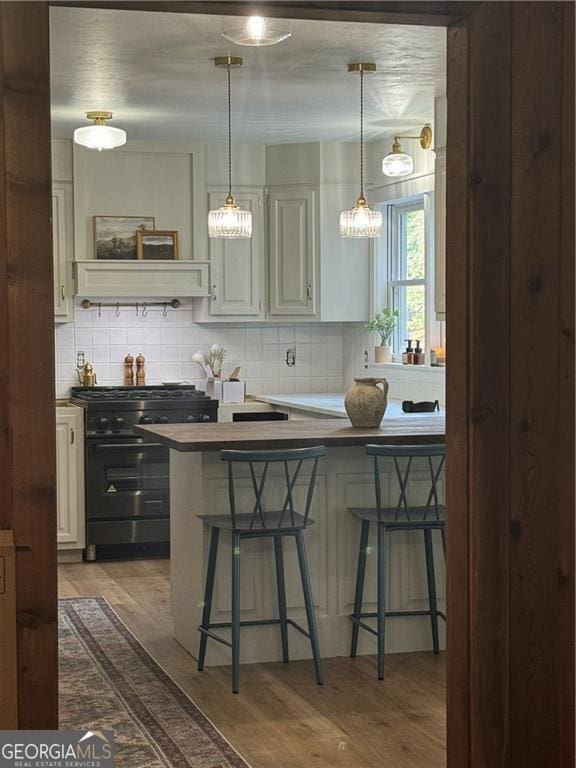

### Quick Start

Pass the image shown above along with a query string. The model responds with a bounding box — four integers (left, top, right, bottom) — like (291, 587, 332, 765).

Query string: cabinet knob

(70, 428, 75, 445)
(61, 284, 65, 301)
(307, 283, 312, 301)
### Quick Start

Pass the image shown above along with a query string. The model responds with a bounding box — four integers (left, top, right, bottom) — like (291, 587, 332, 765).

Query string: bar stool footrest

(199, 617, 311, 643)
(349, 609, 447, 623)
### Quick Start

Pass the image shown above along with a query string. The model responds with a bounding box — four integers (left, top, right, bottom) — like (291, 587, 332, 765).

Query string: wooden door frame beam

(0, 0, 58, 729)
(49, 1, 478, 27)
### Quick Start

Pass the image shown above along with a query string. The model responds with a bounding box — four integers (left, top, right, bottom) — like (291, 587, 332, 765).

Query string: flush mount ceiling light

(208, 57, 252, 240)
(381, 125, 433, 177)
(73, 111, 127, 151)
(340, 63, 383, 239)
(221, 15, 292, 46)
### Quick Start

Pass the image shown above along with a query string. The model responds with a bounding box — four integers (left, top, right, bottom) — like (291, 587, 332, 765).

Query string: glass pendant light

(382, 126, 433, 178)
(73, 111, 127, 151)
(221, 16, 292, 46)
(208, 57, 252, 240)
(340, 63, 382, 239)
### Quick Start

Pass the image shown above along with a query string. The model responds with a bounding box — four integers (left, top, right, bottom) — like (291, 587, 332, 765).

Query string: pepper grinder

(136, 353, 146, 386)
(124, 354, 134, 386)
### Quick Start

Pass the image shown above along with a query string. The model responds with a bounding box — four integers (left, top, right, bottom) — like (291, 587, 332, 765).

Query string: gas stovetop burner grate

(71, 385, 209, 403)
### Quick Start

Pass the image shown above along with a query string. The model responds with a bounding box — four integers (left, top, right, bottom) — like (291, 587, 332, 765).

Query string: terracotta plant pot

(344, 377, 389, 428)
(374, 345, 392, 364)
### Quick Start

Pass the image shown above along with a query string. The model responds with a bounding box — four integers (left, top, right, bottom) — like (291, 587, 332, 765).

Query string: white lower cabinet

(268, 186, 317, 316)
(56, 406, 85, 557)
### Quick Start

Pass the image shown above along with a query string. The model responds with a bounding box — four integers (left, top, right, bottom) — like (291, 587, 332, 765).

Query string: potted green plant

(365, 308, 398, 363)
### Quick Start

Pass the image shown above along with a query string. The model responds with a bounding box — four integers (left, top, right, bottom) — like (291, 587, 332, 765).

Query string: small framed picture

(94, 216, 155, 260)
(136, 230, 179, 261)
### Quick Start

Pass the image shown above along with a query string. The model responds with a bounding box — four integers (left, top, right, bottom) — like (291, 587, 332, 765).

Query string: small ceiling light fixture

(340, 63, 382, 239)
(73, 111, 127, 151)
(208, 57, 252, 240)
(221, 15, 292, 46)
(381, 125, 433, 177)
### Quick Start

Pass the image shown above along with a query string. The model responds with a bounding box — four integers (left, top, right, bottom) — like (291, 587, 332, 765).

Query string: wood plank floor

(58, 559, 446, 768)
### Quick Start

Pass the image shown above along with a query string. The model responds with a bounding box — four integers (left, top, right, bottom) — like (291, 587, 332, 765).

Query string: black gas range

(71, 386, 218, 561)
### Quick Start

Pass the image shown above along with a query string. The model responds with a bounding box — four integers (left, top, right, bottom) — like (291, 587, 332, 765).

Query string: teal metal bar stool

(197, 445, 325, 693)
(349, 444, 446, 679)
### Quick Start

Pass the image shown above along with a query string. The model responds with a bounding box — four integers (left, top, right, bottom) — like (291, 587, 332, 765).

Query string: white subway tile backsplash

(74, 328, 93, 348)
(262, 327, 278, 344)
(56, 344, 76, 364)
(294, 326, 310, 344)
(110, 346, 127, 363)
(278, 326, 295, 344)
(92, 346, 111, 363)
(262, 344, 278, 362)
(160, 327, 179, 346)
(127, 328, 146, 347)
(160, 345, 179, 362)
(54, 300, 380, 399)
(245, 344, 262, 362)
(143, 327, 162, 345)
(55, 306, 444, 403)
(56, 323, 75, 346)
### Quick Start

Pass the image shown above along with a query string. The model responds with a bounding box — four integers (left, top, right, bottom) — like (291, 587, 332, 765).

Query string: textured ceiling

(49, 8, 446, 144)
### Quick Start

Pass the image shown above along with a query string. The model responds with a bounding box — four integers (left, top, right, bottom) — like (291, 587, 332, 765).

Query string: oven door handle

(94, 442, 165, 452)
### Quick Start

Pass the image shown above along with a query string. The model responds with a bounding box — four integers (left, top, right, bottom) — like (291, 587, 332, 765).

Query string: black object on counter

(232, 411, 289, 422)
(402, 400, 440, 413)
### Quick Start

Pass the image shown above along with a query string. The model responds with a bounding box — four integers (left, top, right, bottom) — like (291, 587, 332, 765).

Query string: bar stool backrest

(220, 446, 325, 531)
(365, 444, 446, 522)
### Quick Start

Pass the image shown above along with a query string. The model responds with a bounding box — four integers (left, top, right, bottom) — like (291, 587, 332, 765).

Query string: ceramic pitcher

(344, 377, 389, 428)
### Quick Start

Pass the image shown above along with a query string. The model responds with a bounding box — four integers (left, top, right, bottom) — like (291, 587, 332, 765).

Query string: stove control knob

(94, 416, 110, 430)
(139, 415, 153, 425)
(111, 416, 125, 429)
(184, 414, 197, 424)
(200, 413, 212, 422)
(157, 415, 169, 424)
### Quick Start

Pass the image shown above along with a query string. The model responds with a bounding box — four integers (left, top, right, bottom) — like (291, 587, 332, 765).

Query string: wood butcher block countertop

(134, 415, 445, 452)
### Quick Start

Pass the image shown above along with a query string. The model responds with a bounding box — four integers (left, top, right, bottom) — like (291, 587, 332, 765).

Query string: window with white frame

(377, 192, 442, 360)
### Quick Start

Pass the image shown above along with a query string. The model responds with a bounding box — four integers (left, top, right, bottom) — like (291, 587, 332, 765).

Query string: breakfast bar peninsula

(136, 415, 446, 666)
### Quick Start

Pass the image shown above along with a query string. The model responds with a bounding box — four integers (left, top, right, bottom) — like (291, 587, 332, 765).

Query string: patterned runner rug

(59, 597, 250, 768)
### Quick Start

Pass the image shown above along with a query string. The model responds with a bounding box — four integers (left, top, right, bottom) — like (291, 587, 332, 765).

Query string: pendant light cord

(360, 67, 365, 202)
(227, 63, 233, 201)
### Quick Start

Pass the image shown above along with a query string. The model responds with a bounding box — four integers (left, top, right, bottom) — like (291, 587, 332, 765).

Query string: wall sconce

(381, 125, 433, 177)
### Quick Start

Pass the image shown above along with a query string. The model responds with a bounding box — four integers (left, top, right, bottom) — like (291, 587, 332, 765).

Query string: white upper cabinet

(52, 185, 74, 322)
(207, 188, 265, 317)
(266, 142, 370, 322)
(434, 96, 447, 320)
(268, 186, 317, 316)
(52, 140, 75, 322)
(193, 144, 266, 322)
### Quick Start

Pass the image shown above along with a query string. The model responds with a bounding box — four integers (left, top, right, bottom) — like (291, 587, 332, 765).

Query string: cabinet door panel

(269, 188, 316, 316)
(56, 409, 85, 550)
(208, 189, 264, 316)
(52, 183, 74, 322)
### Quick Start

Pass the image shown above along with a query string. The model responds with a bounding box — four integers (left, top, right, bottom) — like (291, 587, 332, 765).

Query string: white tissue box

(205, 379, 246, 403)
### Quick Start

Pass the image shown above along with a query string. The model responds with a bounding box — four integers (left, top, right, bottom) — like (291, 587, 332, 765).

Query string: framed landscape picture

(94, 215, 155, 260)
(136, 230, 179, 260)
